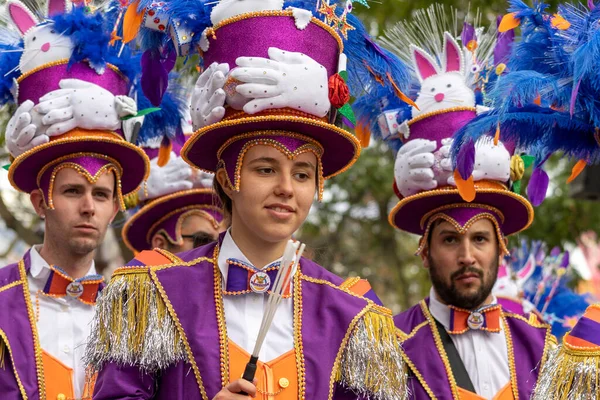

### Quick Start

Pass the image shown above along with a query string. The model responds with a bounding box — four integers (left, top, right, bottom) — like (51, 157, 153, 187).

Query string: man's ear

(151, 233, 168, 250)
(216, 168, 234, 198)
(110, 198, 119, 224)
(500, 236, 509, 259)
(30, 189, 47, 218)
(421, 247, 431, 269)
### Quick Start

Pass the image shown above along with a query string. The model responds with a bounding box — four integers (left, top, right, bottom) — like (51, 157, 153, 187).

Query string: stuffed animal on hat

(352, 6, 514, 198)
(1, 0, 140, 157)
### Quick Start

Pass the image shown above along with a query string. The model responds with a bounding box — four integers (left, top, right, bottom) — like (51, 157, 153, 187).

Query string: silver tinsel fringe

(83, 274, 187, 373)
(532, 346, 600, 400)
(338, 310, 409, 400)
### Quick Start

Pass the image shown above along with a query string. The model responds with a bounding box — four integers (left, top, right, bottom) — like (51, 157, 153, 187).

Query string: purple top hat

(8, 61, 149, 208)
(181, 11, 361, 192)
(122, 188, 223, 253)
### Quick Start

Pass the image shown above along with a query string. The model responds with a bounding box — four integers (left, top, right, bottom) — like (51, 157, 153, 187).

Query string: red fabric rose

(328, 73, 350, 109)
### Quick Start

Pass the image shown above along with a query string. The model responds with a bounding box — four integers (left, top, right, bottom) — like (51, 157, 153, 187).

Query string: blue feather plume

(0, 30, 23, 106)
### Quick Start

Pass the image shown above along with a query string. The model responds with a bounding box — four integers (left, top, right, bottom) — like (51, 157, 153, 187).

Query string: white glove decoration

(33, 79, 131, 136)
(115, 95, 138, 118)
(394, 139, 438, 197)
(437, 137, 455, 186)
(230, 47, 330, 117)
(5, 100, 50, 157)
(138, 153, 193, 201)
(191, 62, 229, 131)
(447, 138, 511, 185)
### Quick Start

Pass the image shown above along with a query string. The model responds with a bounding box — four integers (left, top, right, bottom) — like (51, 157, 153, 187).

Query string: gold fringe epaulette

(532, 343, 600, 399)
(84, 267, 187, 373)
(336, 305, 408, 400)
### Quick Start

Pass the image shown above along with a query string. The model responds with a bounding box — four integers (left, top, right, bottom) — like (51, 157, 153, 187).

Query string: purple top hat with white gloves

(353, 6, 533, 253)
(179, 4, 368, 200)
(2, 0, 149, 210)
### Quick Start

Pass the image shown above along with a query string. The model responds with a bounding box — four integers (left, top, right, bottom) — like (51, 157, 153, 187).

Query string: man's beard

(429, 254, 499, 310)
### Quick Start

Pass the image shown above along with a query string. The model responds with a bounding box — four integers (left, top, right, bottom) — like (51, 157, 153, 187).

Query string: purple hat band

(204, 12, 341, 77)
(17, 61, 129, 105)
(406, 108, 476, 149)
(37, 154, 123, 209)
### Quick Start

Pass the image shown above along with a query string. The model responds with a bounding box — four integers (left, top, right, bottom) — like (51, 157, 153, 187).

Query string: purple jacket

(394, 299, 555, 400)
(88, 239, 400, 400)
(0, 251, 42, 399)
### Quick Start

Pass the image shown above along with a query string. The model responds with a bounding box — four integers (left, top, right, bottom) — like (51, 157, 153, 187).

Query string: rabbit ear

(7, 0, 39, 36)
(46, 0, 69, 18)
(442, 32, 464, 73)
(410, 44, 439, 82)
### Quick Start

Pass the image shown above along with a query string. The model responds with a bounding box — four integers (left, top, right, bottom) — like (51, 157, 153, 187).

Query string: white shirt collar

(428, 287, 498, 330)
(28, 245, 97, 280)
(217, 230, 282, 284)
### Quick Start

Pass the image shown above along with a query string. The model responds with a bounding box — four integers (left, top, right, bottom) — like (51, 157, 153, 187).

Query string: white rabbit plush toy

(393, 32, 509, 197)
(3, 0, 138, 157)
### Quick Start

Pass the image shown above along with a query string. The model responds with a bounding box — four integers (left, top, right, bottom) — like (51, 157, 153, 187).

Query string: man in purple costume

(84, 4, 406, 400)
(0, 1, 150, 398)
(388, 99, 556, 400)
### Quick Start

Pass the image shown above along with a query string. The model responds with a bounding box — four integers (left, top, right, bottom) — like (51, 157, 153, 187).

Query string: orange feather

(567, 159, 586, 184)
(123, 2, 145, 44)
(498, 13, 520, 32)
(551, 14, 571, 30)
(157, 140, 172, 167)
(387, 72, 419, 110)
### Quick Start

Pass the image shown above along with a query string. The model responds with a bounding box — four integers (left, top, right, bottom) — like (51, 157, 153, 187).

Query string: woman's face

(223, 144, 317, 245)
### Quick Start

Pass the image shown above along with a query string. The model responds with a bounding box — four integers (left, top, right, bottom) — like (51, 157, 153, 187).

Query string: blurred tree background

(2, 0, 600, 313)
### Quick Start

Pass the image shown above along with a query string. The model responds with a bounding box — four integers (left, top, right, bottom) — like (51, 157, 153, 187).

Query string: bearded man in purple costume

(84, 2, 407, 399)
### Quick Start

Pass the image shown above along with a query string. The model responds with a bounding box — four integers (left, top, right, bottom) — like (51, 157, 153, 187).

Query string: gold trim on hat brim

(8, 133, 150, 196)
(388, 183, 534, 237)
(122, 188, 223, 253)
(181, 114, 361, 180)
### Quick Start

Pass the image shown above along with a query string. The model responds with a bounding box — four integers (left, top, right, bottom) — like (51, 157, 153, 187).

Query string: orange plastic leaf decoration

(551, 14, 571, 30)
(567, 159, 586, 183)
(123, 2, 145, 44)
(454, 170, 476, 202)
(499, 13, 520, 32)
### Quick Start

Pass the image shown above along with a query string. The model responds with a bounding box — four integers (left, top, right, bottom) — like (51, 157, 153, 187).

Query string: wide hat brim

(181, 115, 361, 179)
(122, 188, 222, 253)
(389, 185, 534, 236)
(9, 134, 149, 196)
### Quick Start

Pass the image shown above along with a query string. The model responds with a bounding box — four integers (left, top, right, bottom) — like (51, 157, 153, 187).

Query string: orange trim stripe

(135, 250, 173, 266)
(566, 335, 599, 349)
(346, 279, 372, 297)
(585, 306, 600, 324)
